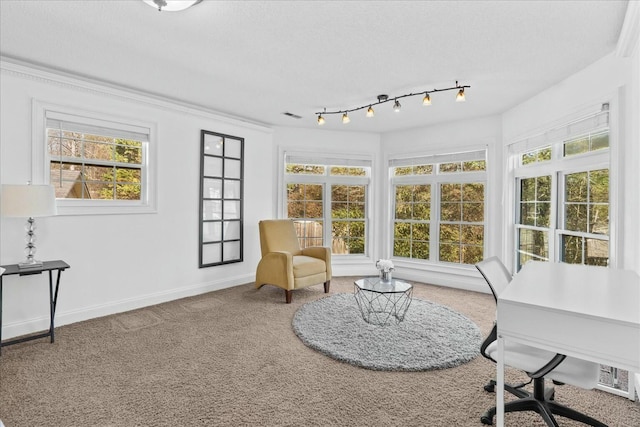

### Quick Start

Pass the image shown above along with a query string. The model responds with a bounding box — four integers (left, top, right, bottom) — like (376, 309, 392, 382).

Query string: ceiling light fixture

(143, 0, 202, 12)
(366, 106, 375, 118)
(316, 81, 469, 125)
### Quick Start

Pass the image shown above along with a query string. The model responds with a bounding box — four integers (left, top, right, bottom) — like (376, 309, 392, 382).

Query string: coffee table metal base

(353, 278, 413, 326)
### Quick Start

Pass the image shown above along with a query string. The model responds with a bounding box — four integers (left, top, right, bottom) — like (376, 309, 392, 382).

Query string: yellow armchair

(255, 219, 332, 303)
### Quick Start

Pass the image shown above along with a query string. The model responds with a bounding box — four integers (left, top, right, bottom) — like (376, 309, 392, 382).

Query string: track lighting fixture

(316, 81, 469, 125)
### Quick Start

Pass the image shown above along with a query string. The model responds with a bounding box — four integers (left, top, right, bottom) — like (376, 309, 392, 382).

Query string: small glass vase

(379, 270, 392, 283)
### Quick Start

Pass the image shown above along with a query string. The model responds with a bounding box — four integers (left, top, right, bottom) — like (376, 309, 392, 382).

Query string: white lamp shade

(1, 184, 57, 217)
(143, 0, 202, 11)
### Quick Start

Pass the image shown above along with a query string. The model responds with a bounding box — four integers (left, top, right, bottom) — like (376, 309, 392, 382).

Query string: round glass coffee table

(353, 277, 413, 326)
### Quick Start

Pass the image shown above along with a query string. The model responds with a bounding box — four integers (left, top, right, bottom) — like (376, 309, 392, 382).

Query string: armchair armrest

(301, 246, 332, 279)
(256, 251, 295, 290)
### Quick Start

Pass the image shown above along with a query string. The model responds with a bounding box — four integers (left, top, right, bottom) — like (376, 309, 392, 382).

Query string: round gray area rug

(292, 293, 481, 371)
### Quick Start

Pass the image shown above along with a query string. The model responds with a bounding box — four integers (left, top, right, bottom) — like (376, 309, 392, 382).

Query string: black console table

(0, 260, 70, 355)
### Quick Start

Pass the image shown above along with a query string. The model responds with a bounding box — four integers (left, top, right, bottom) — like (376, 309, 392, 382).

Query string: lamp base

(19, 260, 44, 269)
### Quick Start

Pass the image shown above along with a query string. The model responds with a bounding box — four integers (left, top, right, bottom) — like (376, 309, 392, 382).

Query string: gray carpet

(1, 277, 638, 426)
(292, 293, 481, 371)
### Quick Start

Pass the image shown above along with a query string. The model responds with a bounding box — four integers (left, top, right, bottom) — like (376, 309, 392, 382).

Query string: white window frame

(281, 151, 373, 258)
(509, 107, 613, 270)
(32, 100, 157, 215)
(389, 148, 488, 268)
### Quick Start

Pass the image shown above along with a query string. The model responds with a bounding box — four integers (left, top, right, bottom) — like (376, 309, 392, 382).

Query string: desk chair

(255, 219, 331, 303)
(476, 257, 606, 427)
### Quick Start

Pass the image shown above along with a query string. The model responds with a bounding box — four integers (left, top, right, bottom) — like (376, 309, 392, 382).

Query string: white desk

(495, 261, 640, 426)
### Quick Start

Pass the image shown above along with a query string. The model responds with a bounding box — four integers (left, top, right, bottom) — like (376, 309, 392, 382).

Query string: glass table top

(354, 277, 412, 293)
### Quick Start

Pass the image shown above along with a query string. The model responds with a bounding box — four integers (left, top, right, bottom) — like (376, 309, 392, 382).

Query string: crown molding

(0, 56, 273, 134)
(616, 0, 639, 57)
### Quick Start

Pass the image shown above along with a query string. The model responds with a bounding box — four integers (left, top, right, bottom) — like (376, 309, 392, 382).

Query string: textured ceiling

(0, 0, 629, 133)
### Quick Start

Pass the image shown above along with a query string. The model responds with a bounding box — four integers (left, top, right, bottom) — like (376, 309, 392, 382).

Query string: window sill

(55, 200, 157, 216)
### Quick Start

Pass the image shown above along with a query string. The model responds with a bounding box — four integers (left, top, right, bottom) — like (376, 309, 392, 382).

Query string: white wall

(379, 116, 503, 292)
(0, 62, 274, 340)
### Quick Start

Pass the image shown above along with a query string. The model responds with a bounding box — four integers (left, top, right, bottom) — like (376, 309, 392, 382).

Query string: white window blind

(285, 153, 372, 168)
(508, 109, 609, 155)
(389, 149, 486, 167)
(46, 111, 150, 142)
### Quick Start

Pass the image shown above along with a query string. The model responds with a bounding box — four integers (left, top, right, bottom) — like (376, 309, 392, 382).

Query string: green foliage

(99, 139, 142, 200)
(287, 183, 323, 219)
(564, 169, 608, 234)
(394, 164, 433, 176)
(519, 176, 551, 227)
(564, 131, 609, 157)
(286, 164, 325, 175)
(330, 166, 366, 176)
(522, 147, 551, 165)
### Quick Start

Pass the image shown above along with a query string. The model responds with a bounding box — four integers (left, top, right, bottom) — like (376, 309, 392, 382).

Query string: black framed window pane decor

(199, 130, 244, 267)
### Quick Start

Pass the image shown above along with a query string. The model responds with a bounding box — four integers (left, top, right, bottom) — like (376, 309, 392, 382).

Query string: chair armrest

(480, 323, 498, 362)
(261, 251, 294, 269)
(528, 353, 567, 379)
(256, 251, 295, 290)
(301, 246, 332, 279)
(301, 246, 330, 261)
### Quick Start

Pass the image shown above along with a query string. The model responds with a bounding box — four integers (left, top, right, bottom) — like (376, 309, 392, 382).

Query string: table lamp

(1, 183, 57, 269)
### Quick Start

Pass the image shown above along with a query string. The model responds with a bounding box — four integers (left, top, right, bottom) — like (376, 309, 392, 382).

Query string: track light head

(342, 113, 350, 124)
(366, 106, 375, 118)
(456, 88, 466, 102)
(393, 99, 401, 112)
(317, 114, 325, 125)
(422, 93, 431, 106)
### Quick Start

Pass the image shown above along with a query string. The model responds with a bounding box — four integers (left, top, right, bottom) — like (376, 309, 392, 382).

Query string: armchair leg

(324, 280, 330, 293)
(285, 290, 293, 304)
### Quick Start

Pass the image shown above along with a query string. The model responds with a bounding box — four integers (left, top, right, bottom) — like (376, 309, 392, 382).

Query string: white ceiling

(0, 0, 630, 133)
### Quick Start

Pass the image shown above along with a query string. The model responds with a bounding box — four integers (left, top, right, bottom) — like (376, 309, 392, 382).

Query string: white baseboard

(1, 273, 254, 340)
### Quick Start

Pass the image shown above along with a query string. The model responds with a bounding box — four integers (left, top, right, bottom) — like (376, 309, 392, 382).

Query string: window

(516, 175, 552, 267)
(34, 102, 156, 215)
(512, 108, 610, 270)
(560, 168, 609, 266)
(390, 150, 487, 266)
(47, 124, 143, 201)
(439, 182, 485, 264)
(284, 154, 371, 255)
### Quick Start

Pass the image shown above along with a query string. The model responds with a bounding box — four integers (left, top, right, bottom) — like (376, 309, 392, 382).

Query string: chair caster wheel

(484, 380, 496, 393)
(480, 415, 494, 425)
